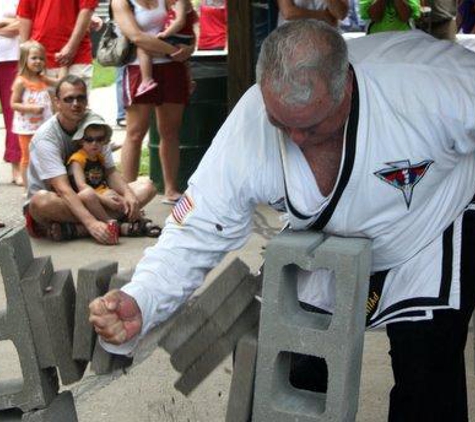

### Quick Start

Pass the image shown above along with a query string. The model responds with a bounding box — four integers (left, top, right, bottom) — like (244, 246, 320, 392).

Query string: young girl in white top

(10, 40, 56, 191)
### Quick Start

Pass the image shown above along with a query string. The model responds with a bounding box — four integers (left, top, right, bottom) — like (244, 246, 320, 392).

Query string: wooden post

(227, 0, 255, 110)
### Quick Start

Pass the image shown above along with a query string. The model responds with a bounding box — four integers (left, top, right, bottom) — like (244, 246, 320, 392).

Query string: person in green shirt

(360, 0, 421, 33)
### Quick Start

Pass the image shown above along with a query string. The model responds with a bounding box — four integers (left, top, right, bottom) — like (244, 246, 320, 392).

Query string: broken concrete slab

(0, 228, 59, 412)
(0, 407, 24, 421)
(22, 392, 78, 422)
(73, 261, 118, 362)
(225, 329, 258, 422)
(42, 270, 87, 385)
(174, 299, 260, 396)
(171, 273, 261, 372)
(160, 258, 252, 354)
(19, 257, 56, 369)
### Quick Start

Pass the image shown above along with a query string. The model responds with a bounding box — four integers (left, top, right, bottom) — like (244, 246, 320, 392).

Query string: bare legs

(29, 180, 157, 225)
(156, 103, 185, 201)
(120, 103, 153, 182)
(120, 102, 184, 202)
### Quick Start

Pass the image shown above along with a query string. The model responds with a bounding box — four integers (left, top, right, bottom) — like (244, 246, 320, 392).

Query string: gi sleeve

(100, 85, 284, 355)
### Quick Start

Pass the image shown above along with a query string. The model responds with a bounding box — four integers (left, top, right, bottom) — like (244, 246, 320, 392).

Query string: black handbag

(96, 1, 136, 67)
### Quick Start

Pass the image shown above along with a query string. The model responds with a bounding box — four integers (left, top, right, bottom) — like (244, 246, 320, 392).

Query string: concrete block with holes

(225, 329, 258, 422)
(42, 270, 87, 385)
(0, 228, 59, 412)
(253, 231, 371, 422)
(73, 260, 118, 361)
(90, 269, 134, 375)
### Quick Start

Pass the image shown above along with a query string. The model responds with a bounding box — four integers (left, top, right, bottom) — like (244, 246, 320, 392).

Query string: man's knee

(141, 178, 157, 196)
(29, 190, 58, 221)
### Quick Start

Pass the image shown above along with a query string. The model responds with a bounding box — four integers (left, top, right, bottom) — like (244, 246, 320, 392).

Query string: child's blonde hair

(18, 40, 46, 76)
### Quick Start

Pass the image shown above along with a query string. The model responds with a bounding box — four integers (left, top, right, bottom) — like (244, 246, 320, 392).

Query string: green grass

(92, 60, 117, 89)
(139, 146, 150, 176)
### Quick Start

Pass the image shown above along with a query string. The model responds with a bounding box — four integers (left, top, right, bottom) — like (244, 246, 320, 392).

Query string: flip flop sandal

(121, 218, 161, 238)
(47, 222, 79, 242)
(143, 221, 161, 238)
(161, 197, 181, 206)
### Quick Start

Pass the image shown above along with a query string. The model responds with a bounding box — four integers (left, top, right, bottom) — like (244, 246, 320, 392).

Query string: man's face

(262, 77, 351, 149)
(55, 82, 88, 126)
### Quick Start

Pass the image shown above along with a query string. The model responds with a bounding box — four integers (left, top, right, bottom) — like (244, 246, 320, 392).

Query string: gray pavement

(0, 85, 474, 421)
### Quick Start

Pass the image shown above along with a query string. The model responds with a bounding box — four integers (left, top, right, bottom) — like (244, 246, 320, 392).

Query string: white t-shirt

(123, 0, 171, 65)
(102, 30, 475, 354)
(278, 0, 328, 26)
(28, 112, 115, 197)
(0, 0, 19, 62)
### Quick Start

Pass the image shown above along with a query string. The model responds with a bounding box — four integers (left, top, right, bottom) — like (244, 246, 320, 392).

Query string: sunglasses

(83, 135, 107, 144)
(61, 95, 88, 104)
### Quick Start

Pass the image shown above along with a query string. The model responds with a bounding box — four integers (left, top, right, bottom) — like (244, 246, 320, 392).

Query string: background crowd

(0, 0, 472, 240)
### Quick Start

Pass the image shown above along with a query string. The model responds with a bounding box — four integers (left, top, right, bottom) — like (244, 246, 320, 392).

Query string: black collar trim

(282, 68, 360, 223)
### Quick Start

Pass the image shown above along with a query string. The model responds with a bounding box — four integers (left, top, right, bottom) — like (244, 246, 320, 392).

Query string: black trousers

(290, 211, 475, 421)
(386, 209, 475, 422)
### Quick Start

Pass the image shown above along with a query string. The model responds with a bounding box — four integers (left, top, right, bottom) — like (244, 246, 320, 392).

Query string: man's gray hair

(256, 20, 349, 106)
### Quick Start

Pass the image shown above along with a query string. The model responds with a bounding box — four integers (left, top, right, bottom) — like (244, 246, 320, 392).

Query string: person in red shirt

(197, 0, 227, 50)
(17, 0, 98, 89)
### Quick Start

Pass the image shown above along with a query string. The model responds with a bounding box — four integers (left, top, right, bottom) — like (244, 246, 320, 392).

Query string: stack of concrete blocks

(0, 227, 264, 420)
(159, 259, 262, 397)
(253, 231, 371, 422)
(0, 228, 78, 421)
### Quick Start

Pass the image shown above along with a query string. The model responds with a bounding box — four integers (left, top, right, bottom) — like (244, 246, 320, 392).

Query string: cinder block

(174, 299, 260, 396)
(171, 273, 261, 372)
(19, 257, 56, 368)
(225, 329, 258, 422)
(0, 228, 59, 412)
(252, 232, 371, 422)
(160, 258, 252, 354)
(90, 270, 134, 375)
(73, 261, 118, 361)
(21, 392, 78, 422)
(42, 270, 87, 385)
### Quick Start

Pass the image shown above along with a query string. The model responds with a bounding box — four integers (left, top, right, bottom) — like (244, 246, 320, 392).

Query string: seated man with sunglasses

(25, 74, 158, 244)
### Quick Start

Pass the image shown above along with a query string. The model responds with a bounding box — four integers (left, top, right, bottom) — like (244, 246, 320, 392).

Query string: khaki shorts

(46, 63, 94, 91)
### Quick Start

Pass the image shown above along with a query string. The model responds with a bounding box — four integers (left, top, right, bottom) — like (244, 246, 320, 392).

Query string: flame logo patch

(374, 159, 434, 209)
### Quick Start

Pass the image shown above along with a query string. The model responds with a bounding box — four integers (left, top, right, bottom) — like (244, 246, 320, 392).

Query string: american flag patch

(172, 193, 194, 225)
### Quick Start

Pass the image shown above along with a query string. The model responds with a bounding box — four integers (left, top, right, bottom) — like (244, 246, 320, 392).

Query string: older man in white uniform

(90, 21, 475, 421)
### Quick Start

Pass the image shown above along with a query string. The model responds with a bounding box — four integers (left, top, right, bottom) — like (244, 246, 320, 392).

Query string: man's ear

(54, 95, 60, 109)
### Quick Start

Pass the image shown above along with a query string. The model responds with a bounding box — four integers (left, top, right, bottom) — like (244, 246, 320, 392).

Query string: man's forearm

(18, 17, 31, 42)
(66, 8, 94, 54)
(106, 170, 133, 196)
